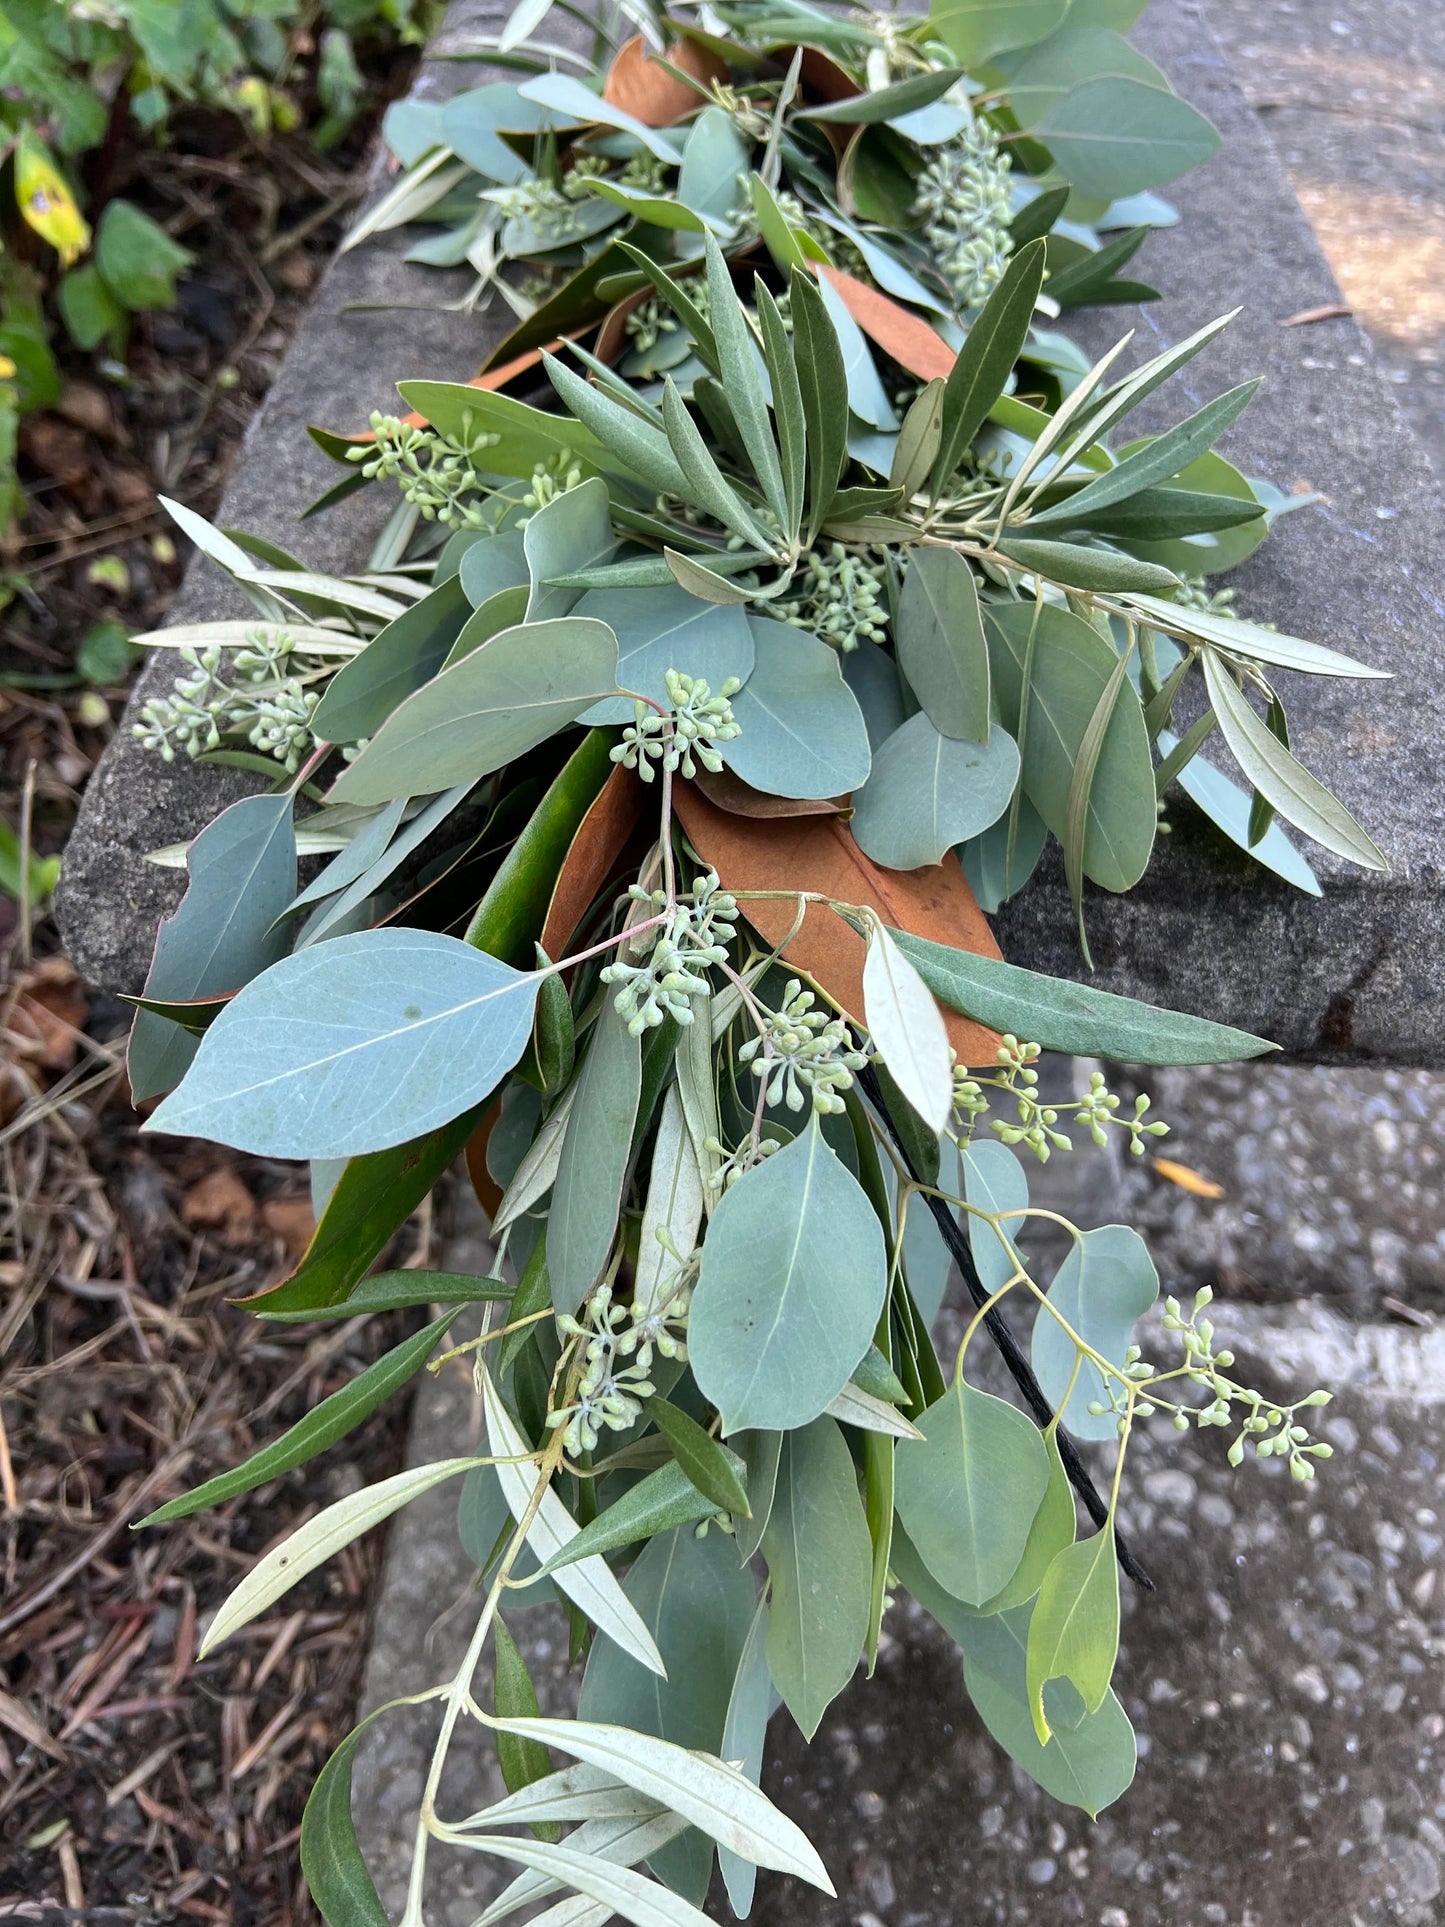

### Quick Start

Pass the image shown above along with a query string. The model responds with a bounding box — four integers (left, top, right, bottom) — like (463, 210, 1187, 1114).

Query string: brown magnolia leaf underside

(540, 763, 646, 961)
(693, 765, 850, 820)
(673, 783, 1001, 1064)
(815, 265, 956, 383)
(603, 36, 727, 126)
(465, 1098, 506, 1219)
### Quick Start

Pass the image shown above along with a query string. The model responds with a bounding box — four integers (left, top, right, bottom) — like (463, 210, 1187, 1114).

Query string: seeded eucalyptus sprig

(116, 54, 1386, 1923)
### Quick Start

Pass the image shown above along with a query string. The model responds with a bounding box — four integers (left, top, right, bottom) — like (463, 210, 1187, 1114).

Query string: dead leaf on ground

(7, 957, 88, 1073)
(1151, 1157, 1225, 1200)
(1279, 303, 1352, 328)
(816, 265, 956, 382)
(181, 1167, 256, 1243)
(672, 784, 1002, 1065)
(262, 1195, 319, 1259)
(602, 35, 725, 126)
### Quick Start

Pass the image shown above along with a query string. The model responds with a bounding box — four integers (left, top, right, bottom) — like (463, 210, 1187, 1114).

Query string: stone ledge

(55, 0, 1445, 1067)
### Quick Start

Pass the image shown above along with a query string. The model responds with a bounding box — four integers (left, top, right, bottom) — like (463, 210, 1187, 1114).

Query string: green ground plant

(113, 5, 1384, 1921)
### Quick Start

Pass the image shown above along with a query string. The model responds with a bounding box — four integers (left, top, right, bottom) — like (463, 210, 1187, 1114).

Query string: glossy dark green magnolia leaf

(130, 794, 297, 1103)
(892, 929, 1274, 1064)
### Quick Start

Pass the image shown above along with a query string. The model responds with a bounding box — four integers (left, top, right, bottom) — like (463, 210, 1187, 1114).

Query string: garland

(120, 6, 1386, 1919)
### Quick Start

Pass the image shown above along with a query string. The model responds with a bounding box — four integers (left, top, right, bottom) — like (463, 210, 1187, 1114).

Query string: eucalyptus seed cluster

(547, 1279, 691, 1455)
(952, 1038, 1170, 1163)
(133, 632, 319, 771)
(739, 979, 868, 1115)
(1161, 1287, 1335, 1479)
(704, 1133, 784, 1191)
(601, 870, 739, 1034)
(914, 117, 1013, 311)
(610, 669, 743, 781)
(519, 447, 586, 521)
(347, 410, 502, 528)
(777, 542, 888, 652)
(627, 278, 711, 355)
(482, 163, 607, 245)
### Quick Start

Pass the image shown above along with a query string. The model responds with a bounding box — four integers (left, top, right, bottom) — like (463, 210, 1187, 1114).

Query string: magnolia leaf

(488, 1715, 834, 1889)
(480, 1372, 667, 1675)
(814, 267, 954, 385)
(892, 929, 1273, 1064)
(1037, 76, 1220, 198)
(691, 1118, 887, 1433)
(1201, 650, 1387, 870)
(332, 617, 619, 806)
(851, 711, 1020, 871)
(147, 932, 538, 1159)
(130, 794, 297, 1103)
(895, 546, 990, 743)
(894, 1379, 1051, 1605)
(862, 921, 952, 1133)
(1032, 1225, 1159, 1440)
(717, 1601, 772, 1918)
(548, 1001, 642, 1314)
(762, 1417, 872, 1739)
(671, 783, 1002, 1066)
(202, 1458, 477, 1655)
(602, 34, 725, 129)
(1026, 1529, 1121, 1742)
(722, 619, 871, 800)
(518, 71, 685, 163)
(578, 1526, 757, 1900)
(577, 584, 754, 726)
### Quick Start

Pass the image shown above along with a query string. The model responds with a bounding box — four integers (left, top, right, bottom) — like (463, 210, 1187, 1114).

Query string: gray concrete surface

(54, 0, 1445, 1068)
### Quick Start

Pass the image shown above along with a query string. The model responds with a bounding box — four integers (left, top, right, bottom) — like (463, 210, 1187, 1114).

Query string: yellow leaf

(1151, 1157, 1224, 1200)
(15, 129, 90, 268)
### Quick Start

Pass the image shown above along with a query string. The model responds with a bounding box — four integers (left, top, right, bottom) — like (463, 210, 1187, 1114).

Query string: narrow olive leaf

(300, 1721, 389, 1927)
(891, 930, 1274, 1064)
(889, 378, 946, 501)
(1200, 650, 1388, 869)
(662, 547, 760, 605)
(480, 1371, 667, 1675)
(533, 965, 576, 1094)
(141, 1315, 449, 1524)
(533, 1463, 717, 1581)
(894, 1379, 1051, 1606)
(462, 1833, 713, 1927)
(789, 266, 848, 542)
(544, 354, 691, 499)
(1063, 638, 1136, 962)
(824, 1381, 923, 1439)
(662, 380, 775, 553)
(202, 1457, 479, 1655)
(616, 242, 720, 372)
(494, 1617, 558, 1831)
(932, 240, 1046, 492)
(494, 1083, 577, 1235)
(1033, 1225, 1159, 1442)
(705, 233, 786, 529)
(549, 1000, 642, 1315)
(1248, 692, 1289, 847)
(146, 931, 541, 1160)
(1026, 1530, 1121, 1743)
(735, 1430, 781, 1564)
(801, 66, 966, 121)
(749, 173, 810, 273)
(996, 537, 1179, 596)
(754, 281, 806, 542)
(1124, 591, 1388, 679)
(762, 1417, 873, 1740)
(1025, 381, 1261, 529)
(894, 545, 989, 743)
(471, 1813, 692, 1927)
(1153, 709, 1217, 797)
(258, 1270, 512, 1323)
(644, 1399, 750, 1516)
(635, 1085, 703, 1320)
(488, 1717, 835, 1890)
(862, 921, 952, 1134)
(691, 1118, 887, 1433)
(330, 616, 620, 807)
(463, 1761, 661, 1832)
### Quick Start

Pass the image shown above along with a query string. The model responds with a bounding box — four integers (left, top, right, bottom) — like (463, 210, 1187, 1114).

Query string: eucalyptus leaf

(895, 546, 990, 744)
(1026, 1529, 1121, 1741)
(311, 574, 471, 744)
(722, 619, 871, 800)
(576, 585, 755, 726)
(1032, 1224, 1159, 1441)
(524, 477, 618, 623)
(1037, 76, 1220, 199)
(851, 711, 1020, 870)
(961, 1139, 1029, 1296)
(691, 1118, 887, 1433)
(717, 1602, 772, 1918)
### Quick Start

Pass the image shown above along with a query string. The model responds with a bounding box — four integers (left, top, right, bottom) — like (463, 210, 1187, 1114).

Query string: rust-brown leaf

(815, 265, 956, 383)
(693, 766, 849, 820)
(673, 784, 1001, 1065)
(466, 1099, 504, 1219)
(602, 36, 725, 126)
(541, 763, 645, 961)
(797, 45, 860, 105)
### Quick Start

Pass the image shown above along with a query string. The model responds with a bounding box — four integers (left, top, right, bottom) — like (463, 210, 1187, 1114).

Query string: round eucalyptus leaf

(1031, 1224, 1159, 1440)
(721, 619, 872, 800)
(851, 711, 1020, 870)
